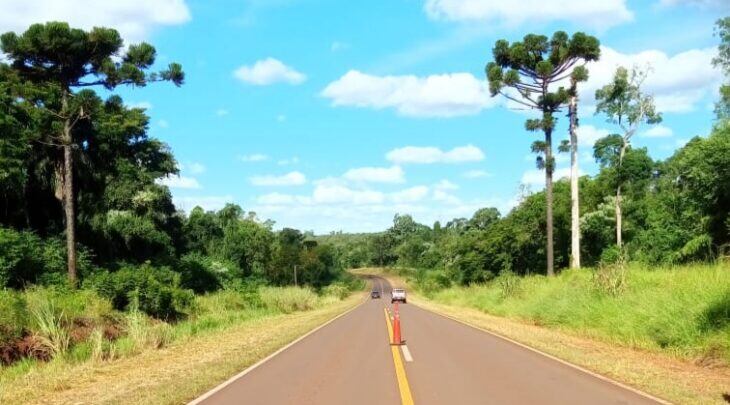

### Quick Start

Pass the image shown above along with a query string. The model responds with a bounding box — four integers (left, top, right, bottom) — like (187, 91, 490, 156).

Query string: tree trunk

(61, 91, 77, 286)
(545, 127, 555, 277)
(568, 93, 581, 269)
(616, 141, 627, 249)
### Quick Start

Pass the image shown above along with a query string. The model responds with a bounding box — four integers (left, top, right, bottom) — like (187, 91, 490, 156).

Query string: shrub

(87, 264, 194, 320)
(496, 270, 521, 299)
(176, 253, 222, 294)
(322, 282, 349, 300)
(0, 227, 94, 288)
(259, 286, 318, 313)
(0, 289, 29, 347)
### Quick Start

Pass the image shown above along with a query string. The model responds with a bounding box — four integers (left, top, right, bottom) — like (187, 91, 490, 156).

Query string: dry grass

(367, 269, 730, 405)
(0, 293, 364, 405)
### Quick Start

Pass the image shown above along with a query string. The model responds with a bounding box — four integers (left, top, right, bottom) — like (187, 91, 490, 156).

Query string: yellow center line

(384, 308, 414, 405)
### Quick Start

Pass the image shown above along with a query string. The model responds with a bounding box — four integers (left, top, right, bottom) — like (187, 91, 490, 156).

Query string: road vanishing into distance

(192, 276, 663, 405)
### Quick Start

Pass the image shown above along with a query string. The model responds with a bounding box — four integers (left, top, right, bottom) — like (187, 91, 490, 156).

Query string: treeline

(331, 122, 729, 284)
(0, 22, 349, 320)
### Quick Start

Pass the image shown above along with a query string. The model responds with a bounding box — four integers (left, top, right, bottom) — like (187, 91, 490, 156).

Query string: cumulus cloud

(390, 186, 430, 203)
(582, 46, 722, 113)
(215, 109, 229, 117)
(250, 171, 306, 186)
(521, 167, 577, 187)
(423, 0, 633, 31)
(173, 195, 234, 212)
(156, 175, 201, 189)
(641, 124, 674, 138)
(343, 166, 405, 184)
(0, 0, 191, 42)
(577, 125, 612, 148)
(386, 145, 485, 164)
(434, 180, 459, 190)
(657, 0, 730, 10)
(239, 154, 269, 162)
(321, 70, 496, 117)
(233, 58, 306, 85)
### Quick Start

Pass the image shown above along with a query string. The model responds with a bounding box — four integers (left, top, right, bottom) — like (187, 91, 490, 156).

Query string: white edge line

(412, 301, 672, 405)
(188, 293, 368, 404)
(401, 345, 413, 362)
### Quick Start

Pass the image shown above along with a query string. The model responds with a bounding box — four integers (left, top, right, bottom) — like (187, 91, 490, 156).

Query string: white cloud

(250, 171, 306, 186)
(187, 162, 206, 174)
(278, 156, 300, 166)
(174, 195, 234, 212)
(257, 192, 296, 205)
(433, 189, 461, 205)
(276, 114, 287, 122)
(343, 166, 405, 184)
(521, 167, 577, 187)
(583, 46, 722, 113)
(390, 186, 430, 203)
(216, 109, 229, 117)
(239, 154, 269, 162)
(463, 169, 491, 179)
(158, 119, 169, 128)
(128, 101, 152, 110)
(233, 58, 306, 85)
(577, 125, 611, 148)
(0, 0, 191, 42)
(657, 0, 730, 10)
(424, 0, 633, 31)
(434, 179, 459, 190)
(321, 70, 497, 117)
(156, 175, 201, 189)
(312, 183, 385, 205)
(641, 124, 673, 138)
(386, 144, 485, 164)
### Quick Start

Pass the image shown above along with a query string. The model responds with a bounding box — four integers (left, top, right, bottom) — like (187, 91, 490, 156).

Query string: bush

(259, 286, 318, 313)
(0, 289, 29, 346)
(176, 253, 222, 294)
(0, 227, 94, 288)
(86, 264, 194, 320)
(321, 282, 349, 300)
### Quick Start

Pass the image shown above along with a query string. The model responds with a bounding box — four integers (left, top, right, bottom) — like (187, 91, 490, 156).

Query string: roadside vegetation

(327, 18, 730, 372)
(0, 22, 363, 385)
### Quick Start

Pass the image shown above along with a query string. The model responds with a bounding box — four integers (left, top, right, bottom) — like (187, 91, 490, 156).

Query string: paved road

(193, 276, 662, 405)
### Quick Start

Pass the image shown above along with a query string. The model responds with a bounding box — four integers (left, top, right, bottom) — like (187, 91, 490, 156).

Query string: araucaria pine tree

(486, 31, 599, 275)
(1, 22, 184, 286)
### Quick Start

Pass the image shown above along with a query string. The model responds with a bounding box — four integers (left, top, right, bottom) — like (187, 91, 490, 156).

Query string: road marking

(401, 345, 414, 362)
(384, 308, 415, 405)
(189, 294, 368, 404)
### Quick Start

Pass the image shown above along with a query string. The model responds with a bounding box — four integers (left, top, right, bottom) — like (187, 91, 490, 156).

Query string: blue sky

(2, 0, 727, 233)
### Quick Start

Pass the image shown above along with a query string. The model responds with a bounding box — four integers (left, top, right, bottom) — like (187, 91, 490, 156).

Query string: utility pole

(294, 265, 298, 286)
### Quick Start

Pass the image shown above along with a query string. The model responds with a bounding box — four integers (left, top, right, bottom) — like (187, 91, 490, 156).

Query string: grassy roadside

(0, 290, 364, 404)
(360, 267, 730, 405)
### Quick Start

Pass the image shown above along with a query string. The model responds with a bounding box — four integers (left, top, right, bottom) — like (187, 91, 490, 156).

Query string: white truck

(391, 288, 407, 304)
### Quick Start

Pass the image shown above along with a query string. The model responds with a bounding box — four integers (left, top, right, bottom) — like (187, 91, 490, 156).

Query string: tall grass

(259, 286, 319, 313)
(426, 263, 730, 363)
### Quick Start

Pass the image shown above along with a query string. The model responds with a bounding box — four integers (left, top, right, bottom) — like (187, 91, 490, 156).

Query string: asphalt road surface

(192, 276, 663, 405)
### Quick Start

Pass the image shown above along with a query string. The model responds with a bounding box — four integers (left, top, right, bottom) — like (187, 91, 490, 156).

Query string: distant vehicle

(391, 288, 407, 304)
(371, 290, 381, 299)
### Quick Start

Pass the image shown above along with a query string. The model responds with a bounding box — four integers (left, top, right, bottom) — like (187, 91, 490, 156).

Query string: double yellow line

(383, 308, 414, 405)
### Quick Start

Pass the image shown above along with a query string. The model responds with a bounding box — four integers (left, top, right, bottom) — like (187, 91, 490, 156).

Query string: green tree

(0, 22, 183, 285)
(594, 66, 661, 248)
(713, 17, 730, 121)
(486, 31, 600, 275)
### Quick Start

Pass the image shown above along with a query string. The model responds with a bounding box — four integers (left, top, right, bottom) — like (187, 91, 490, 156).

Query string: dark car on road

(371, 290, 381, 299)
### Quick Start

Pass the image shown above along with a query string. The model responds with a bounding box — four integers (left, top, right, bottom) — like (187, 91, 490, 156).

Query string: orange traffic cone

(392, 302, 402, 345)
